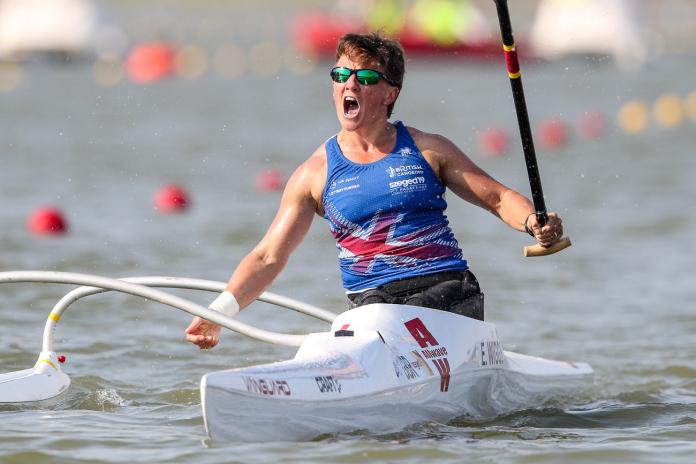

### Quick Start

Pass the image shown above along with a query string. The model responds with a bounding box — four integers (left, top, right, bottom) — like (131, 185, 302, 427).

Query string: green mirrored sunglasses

(330, 67, 398, 86)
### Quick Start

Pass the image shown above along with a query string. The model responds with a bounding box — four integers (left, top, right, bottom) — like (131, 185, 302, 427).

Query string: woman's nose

(343, 73, 359, 88)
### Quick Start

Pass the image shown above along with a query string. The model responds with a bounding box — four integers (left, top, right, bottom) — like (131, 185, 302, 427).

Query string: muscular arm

(225, 151, 326, 309)
(225, 175, 317, 308)
(186, 148, 326, 348)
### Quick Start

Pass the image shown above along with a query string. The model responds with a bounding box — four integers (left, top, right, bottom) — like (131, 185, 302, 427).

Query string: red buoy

(154, 184, 189, 213)
(27, 207, 68, 236)
(57, 355, 66, 363)
(126, 42, 176, 84)
(537, 118, 569, 150)
(477, 127, 510, 158)
(255, 169, 286, 192)
(577, 111, 607, 140)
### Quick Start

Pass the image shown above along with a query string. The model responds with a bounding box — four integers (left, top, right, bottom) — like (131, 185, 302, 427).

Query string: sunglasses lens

(331, 68, 390, 85)
(331, 67, 351, 83)
(356, 70, 381, 85)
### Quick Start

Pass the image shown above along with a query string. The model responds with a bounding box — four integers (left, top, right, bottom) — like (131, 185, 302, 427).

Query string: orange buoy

(154, 184, 189, 213)
(27, 207, 67, 236)
(618, 100, 649, 134)
(653, 94, 684, 129)
(685, 91, 696, 122)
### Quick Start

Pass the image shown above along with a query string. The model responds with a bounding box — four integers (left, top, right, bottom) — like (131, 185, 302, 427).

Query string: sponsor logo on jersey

(328, 175, 361, 196)
(398, 147, 413, 156)
(389, 176, 426, 190)
(386, 164, 425, 178)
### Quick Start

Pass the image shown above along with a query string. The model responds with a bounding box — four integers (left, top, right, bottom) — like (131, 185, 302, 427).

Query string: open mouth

(343, 96, 360, 118)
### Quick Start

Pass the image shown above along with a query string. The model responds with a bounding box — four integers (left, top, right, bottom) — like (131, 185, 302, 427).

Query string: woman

(186, 32, 563, 349)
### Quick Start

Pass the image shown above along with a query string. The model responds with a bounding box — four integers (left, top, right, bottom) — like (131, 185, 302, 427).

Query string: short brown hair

(335, 32, 405, 117)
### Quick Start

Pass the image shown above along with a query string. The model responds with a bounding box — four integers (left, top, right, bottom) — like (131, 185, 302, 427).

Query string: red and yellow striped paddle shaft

(493, 0, 547, 227)
(503, 43, 521, 79)
(493, 0, 572, 257)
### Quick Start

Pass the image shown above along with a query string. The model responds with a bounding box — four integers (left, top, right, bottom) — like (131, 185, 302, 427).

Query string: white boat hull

(202, 304, 593, 442)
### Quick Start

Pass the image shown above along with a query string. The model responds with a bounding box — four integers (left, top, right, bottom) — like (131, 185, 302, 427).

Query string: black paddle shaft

(493, 0, 548, 227)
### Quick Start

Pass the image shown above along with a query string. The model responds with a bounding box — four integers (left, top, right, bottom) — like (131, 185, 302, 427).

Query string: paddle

(492, 0, 571, 257)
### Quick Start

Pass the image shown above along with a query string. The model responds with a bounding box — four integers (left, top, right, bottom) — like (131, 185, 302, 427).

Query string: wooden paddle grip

(523, 236, 572, 257)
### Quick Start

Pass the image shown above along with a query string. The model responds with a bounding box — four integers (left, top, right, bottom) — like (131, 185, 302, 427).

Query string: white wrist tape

(208, 290, 240, 317)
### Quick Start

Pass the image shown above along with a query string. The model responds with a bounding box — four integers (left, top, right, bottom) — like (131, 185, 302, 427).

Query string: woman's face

(331, 55, 399, 132)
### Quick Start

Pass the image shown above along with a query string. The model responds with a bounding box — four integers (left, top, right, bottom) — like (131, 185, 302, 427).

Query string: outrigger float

(0, 271, 593, 442)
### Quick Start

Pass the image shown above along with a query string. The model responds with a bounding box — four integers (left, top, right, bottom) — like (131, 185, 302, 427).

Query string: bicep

(257, 199, 315, 261)
(252, 166, 319, 263)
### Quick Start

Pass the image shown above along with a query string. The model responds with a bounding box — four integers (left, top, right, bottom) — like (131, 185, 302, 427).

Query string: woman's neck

(337, 121, 397, 162)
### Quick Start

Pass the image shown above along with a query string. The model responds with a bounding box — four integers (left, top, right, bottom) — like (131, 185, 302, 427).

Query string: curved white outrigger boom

(0, 271, 336, 404)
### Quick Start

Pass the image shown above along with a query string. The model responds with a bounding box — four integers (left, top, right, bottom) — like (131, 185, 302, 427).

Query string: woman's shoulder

(293, 144, 328, 202)
(305, 143, 328, 168)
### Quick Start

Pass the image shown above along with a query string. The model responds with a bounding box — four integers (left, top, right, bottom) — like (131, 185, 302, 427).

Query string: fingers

(185, 317, 221, 349)
(529, 212, 563, 247)
(186, 332, 219, 349)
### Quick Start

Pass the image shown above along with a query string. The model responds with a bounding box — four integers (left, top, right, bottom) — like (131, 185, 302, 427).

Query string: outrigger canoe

(203, 303, 592, 441)
(0, 271, 592, 442)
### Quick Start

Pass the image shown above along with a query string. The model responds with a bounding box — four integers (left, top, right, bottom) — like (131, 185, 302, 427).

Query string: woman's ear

(385, 87, 400, 106)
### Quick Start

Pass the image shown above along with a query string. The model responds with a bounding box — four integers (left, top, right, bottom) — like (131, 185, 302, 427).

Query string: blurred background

(2, 0, 696, 83)
(1, 1, 696, 463)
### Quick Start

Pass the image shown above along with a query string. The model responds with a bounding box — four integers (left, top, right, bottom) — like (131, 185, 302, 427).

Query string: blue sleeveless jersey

(322, 121, 468, 292)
